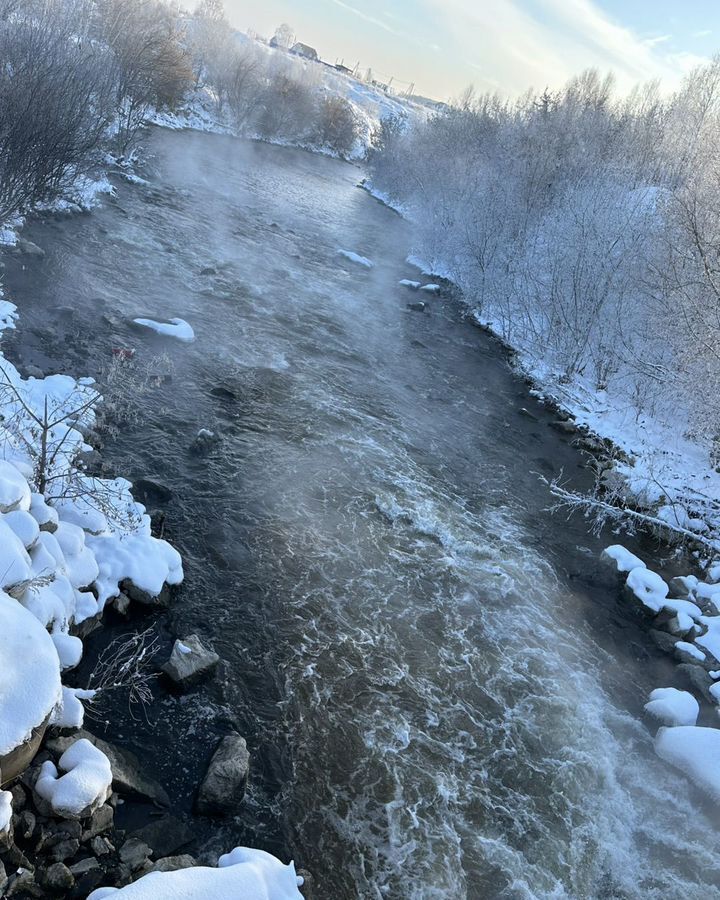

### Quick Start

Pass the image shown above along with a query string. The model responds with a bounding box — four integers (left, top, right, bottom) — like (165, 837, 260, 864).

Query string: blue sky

(225, 0, 719, 100)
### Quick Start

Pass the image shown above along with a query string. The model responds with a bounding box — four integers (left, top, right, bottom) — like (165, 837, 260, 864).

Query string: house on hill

(290, 42, 318, 61)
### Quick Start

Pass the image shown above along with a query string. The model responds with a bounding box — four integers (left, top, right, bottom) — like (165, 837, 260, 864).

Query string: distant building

(290, 42, 318, 61)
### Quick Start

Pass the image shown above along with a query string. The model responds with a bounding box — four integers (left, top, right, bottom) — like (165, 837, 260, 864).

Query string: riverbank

(362, 180, 720, 561)
(3, 127, 720, 897)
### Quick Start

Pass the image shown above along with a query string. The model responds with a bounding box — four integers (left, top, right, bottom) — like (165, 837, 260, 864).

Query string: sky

(224, 0, 719, 101)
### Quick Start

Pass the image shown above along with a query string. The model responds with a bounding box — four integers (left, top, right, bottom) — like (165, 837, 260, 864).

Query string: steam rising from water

(7, 130, 720, 899)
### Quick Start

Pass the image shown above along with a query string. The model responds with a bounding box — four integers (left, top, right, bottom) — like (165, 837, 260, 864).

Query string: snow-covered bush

(366, 62, 720, 458)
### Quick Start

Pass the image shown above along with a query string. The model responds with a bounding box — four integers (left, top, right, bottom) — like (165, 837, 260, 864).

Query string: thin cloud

(327, 0, 400, 37)
(421, 0, 700, 97)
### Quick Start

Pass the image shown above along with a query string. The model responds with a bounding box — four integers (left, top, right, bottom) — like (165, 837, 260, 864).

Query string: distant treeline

(368, 68, 720, 450)
(0, 0, 361, 222)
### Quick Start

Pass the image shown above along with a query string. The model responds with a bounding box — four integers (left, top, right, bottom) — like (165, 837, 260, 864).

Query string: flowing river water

(3, 129, 720, 899)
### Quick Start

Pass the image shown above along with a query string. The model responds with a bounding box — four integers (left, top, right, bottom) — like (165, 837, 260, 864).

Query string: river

(3, 128, 720, 899)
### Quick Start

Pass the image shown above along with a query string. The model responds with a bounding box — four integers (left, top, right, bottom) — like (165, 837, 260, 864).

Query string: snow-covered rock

(674, 640, 706, 664)
(34, 738, 112, 818)
(88, 846, 304, 899)
(602, 544, 646, 573)
(626, 566, 669, 612)
(133, 317, 195, 342)
(655, 725, 720, 801)
(645, 687, 699, 726)
(162, 634, 220, 691)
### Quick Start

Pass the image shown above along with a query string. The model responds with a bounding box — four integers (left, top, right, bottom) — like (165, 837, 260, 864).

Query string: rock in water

(162, 634, 220, 691)
(195, 734, 250, 815)
(129, 815, 193, 858)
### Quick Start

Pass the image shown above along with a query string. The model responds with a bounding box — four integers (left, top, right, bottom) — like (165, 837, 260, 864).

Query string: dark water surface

(3, 129, 720, 899)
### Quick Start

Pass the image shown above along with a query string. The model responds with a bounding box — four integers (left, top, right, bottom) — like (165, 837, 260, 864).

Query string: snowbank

(0, 591, 61, 757)
(0, 333, 183, 764)
(133, 317, 195, 342)
(88, 846, 305, 899)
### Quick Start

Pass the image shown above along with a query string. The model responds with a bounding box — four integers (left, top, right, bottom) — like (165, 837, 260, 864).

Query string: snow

(655, 726, 720, 801)
(602, 544, 646, 573)
(133, 317, 195, 342)
(420, 283, 441, 293)
(675, 640, 706, 662)
(88, 528, 183, 608)
(645, 688, 699, 726)
(0, 590, 61, 756)
(625, 567, 669, 612)
(399, 279, 421, 289)
(50, 687, 96, 729)
(0, 300, 18, 332)
(87, 846, 305, 899)
(696, 616, 720, 663)
(35, 738, 112, 817)
(0, 791, 11, 834)
(338, 249, 374, 268)
(0, 459, 31, 512)
(51, 632, 83, 670)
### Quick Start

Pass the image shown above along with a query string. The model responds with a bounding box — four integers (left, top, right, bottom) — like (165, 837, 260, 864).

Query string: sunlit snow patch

(88, 846, 305, 899)
(133, 317, 195, 342)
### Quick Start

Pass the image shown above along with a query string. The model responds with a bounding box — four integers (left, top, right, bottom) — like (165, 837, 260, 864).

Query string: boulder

(81, 803, 114, 842)
(120, 579, 171, 608)
(119, 838, 152, 871)
(150, 854, 197, 873)
(129, 815, 193, 858)
(48, 838, 79, 862)
(677, 663, 716, 703)
(42, 862, 75, 894)
(69, 857, 101, 877)
(406, 301, 426, 312)
(195, 733, 250, 816)
(162, 635, 220, 691)
(133, 478, 173, 506)
(15, 239, 45, 258)
(46, 732, 169, 807)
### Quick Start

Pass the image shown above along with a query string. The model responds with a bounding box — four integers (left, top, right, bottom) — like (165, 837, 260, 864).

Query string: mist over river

(4, 129, 720, 899)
